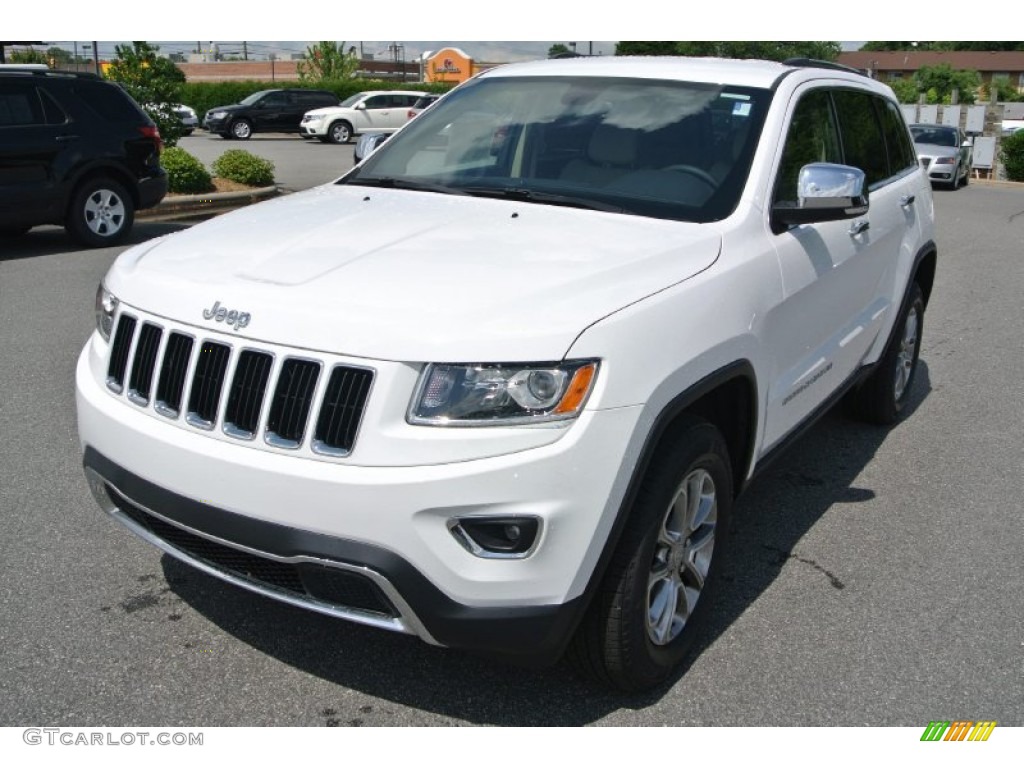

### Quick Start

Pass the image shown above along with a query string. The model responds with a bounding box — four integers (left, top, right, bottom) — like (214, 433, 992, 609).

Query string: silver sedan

(911, 123, 973, 189)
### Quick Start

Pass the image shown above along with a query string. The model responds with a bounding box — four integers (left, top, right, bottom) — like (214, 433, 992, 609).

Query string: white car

(145, 103, 199, 136)
(299, 90, 426, 144)
(78, 57, 936, 691)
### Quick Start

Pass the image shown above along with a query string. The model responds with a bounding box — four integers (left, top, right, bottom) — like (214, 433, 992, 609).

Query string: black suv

(203, 89, 339, 140)
(0, 68, 167, 247)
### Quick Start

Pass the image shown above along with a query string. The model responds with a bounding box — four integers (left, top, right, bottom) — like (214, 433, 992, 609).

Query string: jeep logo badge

(202, 300, 251, 331)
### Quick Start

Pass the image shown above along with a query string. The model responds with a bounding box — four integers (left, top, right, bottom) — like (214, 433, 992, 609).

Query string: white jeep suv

(77, 57, 935, 691)
(299, 90, 427, 144)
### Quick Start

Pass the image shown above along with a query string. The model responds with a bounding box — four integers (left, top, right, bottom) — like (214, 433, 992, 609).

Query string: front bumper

(204, 116, 230, 132)
(76, 337, 641, 661)
(299, 120, 327, 138)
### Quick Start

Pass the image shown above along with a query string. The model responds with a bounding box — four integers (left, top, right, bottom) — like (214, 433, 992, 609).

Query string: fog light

(448, 516, 541, 559)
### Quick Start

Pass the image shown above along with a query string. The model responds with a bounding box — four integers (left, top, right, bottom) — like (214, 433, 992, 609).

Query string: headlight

(934, 156, 955, 165)
(210, 110, 228, 120)
(95, 283, 118, 341)
(408, 361, 598, 426)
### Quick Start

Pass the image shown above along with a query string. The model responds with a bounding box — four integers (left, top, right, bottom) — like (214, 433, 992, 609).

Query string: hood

(107, 184, 722, 362)
(915, 142, 960, 158)
(208, 103, 244, 113)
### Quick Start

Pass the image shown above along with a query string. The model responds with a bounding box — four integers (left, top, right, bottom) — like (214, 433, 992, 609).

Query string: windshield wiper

(460, 186, 626, 213)
(344, 177, 470, 196)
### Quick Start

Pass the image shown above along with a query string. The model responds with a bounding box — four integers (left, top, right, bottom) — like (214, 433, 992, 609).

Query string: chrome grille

(127, 323, 162, 405)
(106, 315, 373, 456)
(155, 332, 194, 418)
(106, 314, 136, 393)
(266, 358, 320, 448)
(314, 366, 374, 456)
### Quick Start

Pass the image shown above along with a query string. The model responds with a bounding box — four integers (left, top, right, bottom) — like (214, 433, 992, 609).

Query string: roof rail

(0, 66, 102, 80)
(782, 58, 864, 76)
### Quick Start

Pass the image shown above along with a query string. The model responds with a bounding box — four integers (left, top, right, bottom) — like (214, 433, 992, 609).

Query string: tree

(984, 76, 1024, 102)
(889, 78, 920, 104)
(9, 46, 47, 64)
(615, 42, 679, 56)
(548, 44, 571, 58)
(914, 63, 981, 104)
(616, 41, 840, 62)
(861, 41, 1024, 52)
(296, 41, 359, 82)
(105, 42, 187, 146)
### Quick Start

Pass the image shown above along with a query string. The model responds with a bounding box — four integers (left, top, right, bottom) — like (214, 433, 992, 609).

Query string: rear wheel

(848, 282, 924, 424)
(65, 178, 135, 248)
(569, 417, 732, 692)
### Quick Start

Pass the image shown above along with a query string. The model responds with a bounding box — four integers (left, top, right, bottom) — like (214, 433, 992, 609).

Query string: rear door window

(832, 90, 889, 187)
(0, 81, 44, 126)
(876, 97, 917, 176)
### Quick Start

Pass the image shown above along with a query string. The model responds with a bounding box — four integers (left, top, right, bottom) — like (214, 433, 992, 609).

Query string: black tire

(848, 282, 925, 425)
(65, 178, 135, 248)
(0, 225, 31, 237)
(569, 417, 733, 692)
(328, 120, 353, 145)
(230, 119, 253, 140)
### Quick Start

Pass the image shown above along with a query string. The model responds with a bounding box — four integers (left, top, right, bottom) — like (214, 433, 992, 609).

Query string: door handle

(55, 134, 80, 143)
(900, 194, 916, 207)
(848, 220, 870, 237)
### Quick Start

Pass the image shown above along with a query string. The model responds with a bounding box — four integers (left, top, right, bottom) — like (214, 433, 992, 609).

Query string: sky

(5, 1, 931, 59)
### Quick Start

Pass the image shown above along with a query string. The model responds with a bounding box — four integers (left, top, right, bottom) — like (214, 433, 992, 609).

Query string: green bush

(212, 150, 275, 187)
(161, 147, 213, 194)
(1000, 130, 1024, 182)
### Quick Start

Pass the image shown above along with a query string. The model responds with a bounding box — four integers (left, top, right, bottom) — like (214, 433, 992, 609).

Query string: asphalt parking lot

(0, 180, 1022, 726)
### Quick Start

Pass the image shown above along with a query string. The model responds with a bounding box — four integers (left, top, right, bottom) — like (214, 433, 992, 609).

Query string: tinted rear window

(69, 81, 145, 122)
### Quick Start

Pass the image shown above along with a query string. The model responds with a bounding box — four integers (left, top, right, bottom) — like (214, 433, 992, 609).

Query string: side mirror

(772, 163, 868, 231)
(355, 103, 367, 111)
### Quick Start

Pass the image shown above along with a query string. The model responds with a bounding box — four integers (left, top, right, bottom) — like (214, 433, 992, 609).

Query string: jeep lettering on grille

(202, 301, 251, 331)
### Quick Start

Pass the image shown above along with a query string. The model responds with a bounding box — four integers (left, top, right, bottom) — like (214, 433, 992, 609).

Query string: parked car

(78, 57, 936, 691)
(407, 93, 441, 120)
(204, 89, 339, 140)
(0, 67, 166, 246)
(299, 90, 425, 144)
(145, 103, 199, 136)
(910, 123, 972, 189)
(352, 132, 389, 163)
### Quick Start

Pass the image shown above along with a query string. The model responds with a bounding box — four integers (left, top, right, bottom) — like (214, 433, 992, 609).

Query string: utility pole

(92, 41, 100, 75)
(243, 41, 248, 61)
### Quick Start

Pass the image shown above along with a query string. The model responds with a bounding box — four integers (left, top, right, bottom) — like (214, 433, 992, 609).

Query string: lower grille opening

(107, 485, 398, 619)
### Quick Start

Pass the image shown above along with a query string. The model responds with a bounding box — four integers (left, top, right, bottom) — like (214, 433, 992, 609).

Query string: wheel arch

(65, 164, 141, 215)
(913, 240, 937, 308)
(560, 360, 758, 655)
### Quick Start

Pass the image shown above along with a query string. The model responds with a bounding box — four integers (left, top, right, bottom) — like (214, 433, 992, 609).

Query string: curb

(138, 185, 280, 221)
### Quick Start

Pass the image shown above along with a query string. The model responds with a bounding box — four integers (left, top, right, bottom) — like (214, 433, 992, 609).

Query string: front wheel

(569, 417, 733, 692)
(65, 178, 135, 248)
(230, 119, 253, 140)
(848, 282, 925, 424)
(328, 120, 352, 144)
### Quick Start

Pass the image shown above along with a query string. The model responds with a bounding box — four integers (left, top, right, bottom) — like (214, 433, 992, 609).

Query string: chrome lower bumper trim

(84, 468, 440, 645)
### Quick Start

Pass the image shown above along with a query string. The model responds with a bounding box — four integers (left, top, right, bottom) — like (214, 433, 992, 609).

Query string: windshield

(342, 76, 770, 223)
(240, 90, 273, 106)
(340, 92, 368, 108)
(911, 125, 958, 147)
